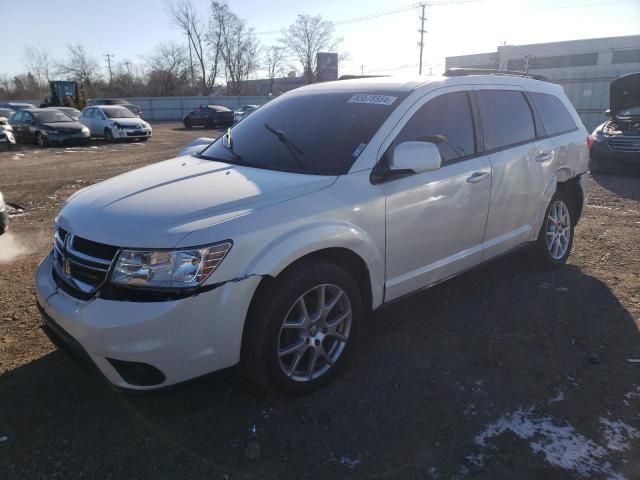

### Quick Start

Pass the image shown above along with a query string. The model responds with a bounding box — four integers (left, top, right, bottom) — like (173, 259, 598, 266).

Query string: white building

(446, 35, 640, 130)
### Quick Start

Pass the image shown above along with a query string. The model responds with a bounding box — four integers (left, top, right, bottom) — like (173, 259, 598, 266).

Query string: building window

(612, 49, 640, 64)
(529, 52, 599, 69)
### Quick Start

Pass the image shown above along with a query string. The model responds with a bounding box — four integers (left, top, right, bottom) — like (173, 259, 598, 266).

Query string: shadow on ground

(1, 253, 639, 479)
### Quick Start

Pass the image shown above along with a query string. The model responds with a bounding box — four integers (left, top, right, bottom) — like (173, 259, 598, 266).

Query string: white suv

(36, 72, 589, 394)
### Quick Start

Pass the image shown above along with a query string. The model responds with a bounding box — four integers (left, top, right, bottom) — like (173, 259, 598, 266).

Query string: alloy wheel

(545, 200, 571, 260)
(277, 284, 352, 382)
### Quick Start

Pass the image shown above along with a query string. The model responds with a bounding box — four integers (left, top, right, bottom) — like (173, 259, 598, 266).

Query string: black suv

(183, 105, 235, 129)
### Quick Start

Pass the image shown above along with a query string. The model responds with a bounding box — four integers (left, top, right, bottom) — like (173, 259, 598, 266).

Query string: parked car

(234, 104, 259, 122)
(79, 106, 152, 142)
(0, 108, 15, 119)
(36, 72, 589, 395)
(87, 98, 142, 116)
(589, 72, 640, 174)
(0, 117, 16, 147)
(9, 108, 90, 147)
(0, 190, 8, 235)
(51, 106, 81, 121)
(178, 137, 215, 156)
(183, 105, 235, 129)
(0, 102, 36, 111)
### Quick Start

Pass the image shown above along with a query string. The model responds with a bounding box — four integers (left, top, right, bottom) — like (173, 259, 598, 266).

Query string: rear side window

(394, 91, 476, 163)
(529, 92, 577, 136)
(476, 90, 535, 150)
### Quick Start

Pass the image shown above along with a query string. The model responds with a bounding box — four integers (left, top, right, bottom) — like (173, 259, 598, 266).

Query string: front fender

(244, 221, 385, 308)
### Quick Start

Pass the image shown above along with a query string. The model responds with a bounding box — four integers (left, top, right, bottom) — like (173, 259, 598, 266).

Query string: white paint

(475, 408, 624, 479)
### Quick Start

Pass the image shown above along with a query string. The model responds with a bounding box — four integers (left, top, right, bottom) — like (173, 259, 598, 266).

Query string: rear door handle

(535, 151, 554, 163)
(467, 171, 489, 184)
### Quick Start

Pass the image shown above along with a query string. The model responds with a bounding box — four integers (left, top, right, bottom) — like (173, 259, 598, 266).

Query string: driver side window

(393, 91, 476, 164)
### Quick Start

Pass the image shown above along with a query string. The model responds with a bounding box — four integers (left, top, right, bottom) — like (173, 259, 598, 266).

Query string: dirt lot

(0, 122, 639, 479)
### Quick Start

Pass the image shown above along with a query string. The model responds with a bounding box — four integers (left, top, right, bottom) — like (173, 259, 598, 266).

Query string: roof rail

(338, 74, 390, 80)
(443, 68, 549, 82)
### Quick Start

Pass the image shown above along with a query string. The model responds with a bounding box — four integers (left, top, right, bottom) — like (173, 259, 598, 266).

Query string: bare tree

(56, 43, 101, 87)
(265, 46, 286, 94)
(146, 42, 190, 96)
(280, 15, 341, 84)
(23, 45, 53, 87)
(169, 0, 219, 94)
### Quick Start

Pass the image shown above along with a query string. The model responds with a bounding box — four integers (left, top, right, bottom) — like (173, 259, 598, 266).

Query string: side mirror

(605, 109, 611, 117)
(390, 141, 442, 174)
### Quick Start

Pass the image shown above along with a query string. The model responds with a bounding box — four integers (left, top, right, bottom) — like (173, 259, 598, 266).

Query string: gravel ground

(0, 123, 639, 479)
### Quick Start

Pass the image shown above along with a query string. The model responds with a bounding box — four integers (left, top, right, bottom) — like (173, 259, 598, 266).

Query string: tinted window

(33, 110, 73, 123)
(11, 111, 23, 122)
(102, 107, 135, 118)
(201, 91, 408, 175)
(476, 90, 535, 150)
(529, 92, 576, 136)
(393, 92, 476, 163)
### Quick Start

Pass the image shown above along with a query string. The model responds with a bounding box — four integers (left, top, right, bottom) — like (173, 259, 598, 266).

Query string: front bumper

(45, 131, 91, 144)
(113, 127, 152, 139)
(35, 253, 260, 390)
(590, 141, 640, 174)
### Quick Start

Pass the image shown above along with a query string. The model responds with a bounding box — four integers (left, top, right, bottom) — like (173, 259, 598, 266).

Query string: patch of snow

(599, 418, 640, 452)
(475, 408, 623, 479)
(549, 389, 565, 404)
(339, 456, 361, 468)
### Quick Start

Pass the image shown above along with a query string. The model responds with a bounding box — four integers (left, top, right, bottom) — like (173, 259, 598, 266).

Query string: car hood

(41, 121, 85, 130)
(56, 156, 336, 248)
(610, 73, 640, 116)
(110, 117, 146, 126)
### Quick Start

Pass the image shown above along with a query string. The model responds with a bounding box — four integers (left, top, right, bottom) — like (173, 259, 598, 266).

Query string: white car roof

(289, 74, 564, 97)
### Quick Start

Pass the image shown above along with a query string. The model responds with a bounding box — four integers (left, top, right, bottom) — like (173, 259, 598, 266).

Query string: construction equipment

(41, 81, 87, 110)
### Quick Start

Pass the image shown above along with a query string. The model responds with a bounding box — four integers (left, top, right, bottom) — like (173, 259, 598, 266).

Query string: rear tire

(531, 190, 574, 269)
(242, 259, 362, 395)
(184, 121, 192, 129)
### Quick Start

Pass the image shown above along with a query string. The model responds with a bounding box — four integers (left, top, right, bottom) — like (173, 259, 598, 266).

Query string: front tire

(532, 190, 574, 268)
(36, 132, 46, 147)
(104, 128, 114, 143)
(242, 259, 362, 395)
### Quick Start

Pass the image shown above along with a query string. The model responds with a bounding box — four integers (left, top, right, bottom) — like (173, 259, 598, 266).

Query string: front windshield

(200, 91, 407, 175)
(103, 107, 136, 118)
(33, 111, 73, 123)
(617, 106, 640, 117)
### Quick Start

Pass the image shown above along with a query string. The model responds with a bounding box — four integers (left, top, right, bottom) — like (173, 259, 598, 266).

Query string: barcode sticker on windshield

(348, 94, 397, 106)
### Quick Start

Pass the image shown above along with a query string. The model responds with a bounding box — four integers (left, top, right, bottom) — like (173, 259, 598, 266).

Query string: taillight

(587, 134, 594, 151)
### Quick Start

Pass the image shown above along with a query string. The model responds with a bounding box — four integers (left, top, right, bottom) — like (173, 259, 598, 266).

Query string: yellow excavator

(41, 81, 86, 109)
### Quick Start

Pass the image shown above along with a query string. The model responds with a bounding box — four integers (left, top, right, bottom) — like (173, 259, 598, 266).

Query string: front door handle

(467, 171, 489, 184)
(535, 151, 554, 163)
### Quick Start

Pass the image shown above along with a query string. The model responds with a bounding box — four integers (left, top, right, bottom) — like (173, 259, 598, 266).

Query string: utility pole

(104, 53, 115, 86)
(418, 3, 427, 75)
(361, 64, 364, 76)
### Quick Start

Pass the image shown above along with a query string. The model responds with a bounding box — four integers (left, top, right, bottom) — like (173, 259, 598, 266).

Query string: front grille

(53, 227, 119, 297)
(57, 128, 83, 134)
(608, 136, 640, 152)
(121, 124, 143, 130)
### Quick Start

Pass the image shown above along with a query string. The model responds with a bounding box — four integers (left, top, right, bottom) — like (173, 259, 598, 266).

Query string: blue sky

(1, 0, 639, 80)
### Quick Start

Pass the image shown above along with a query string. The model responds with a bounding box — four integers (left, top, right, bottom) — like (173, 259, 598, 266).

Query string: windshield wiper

(264, 123, 304, 170)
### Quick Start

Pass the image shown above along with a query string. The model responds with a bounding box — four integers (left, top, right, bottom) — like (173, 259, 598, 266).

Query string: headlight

(81, 126, 89, 133)
(110, 241, 232, 289)
(113, 122, 122, 129)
